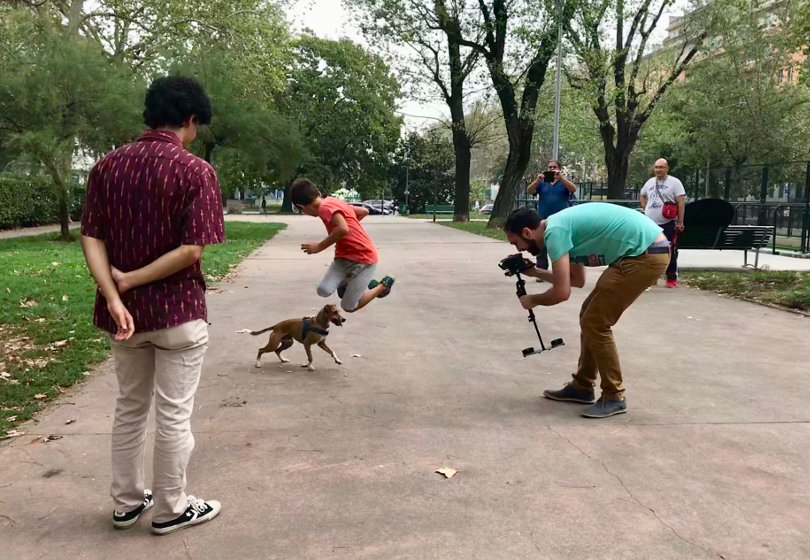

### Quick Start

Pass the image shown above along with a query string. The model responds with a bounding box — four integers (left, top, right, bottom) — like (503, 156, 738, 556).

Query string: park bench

(677, 224, 774, 269)
(425, 204, 454, 215)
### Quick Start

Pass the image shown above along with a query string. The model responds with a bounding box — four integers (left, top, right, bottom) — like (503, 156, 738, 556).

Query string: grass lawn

(407, 213, 492, 221)
(0, 222, 285, 438)
(438, 220, 507, 242)
(680, 270, 810, 312)
(406, 213, 454, 220)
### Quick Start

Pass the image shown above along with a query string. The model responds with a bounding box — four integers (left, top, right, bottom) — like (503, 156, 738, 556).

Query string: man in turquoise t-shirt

(503, 203, 670, 418)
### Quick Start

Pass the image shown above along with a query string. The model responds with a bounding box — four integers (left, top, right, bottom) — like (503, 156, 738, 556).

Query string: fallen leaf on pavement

(351, 354, 364, 358)
(435, 467, 457, 479)
(65, 419, 76, 425)
(45, 435, 63, 442)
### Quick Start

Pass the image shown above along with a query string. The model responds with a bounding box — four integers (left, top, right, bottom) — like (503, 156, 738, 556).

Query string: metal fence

(688, 161, 810, 253)
(514, 162, 810, 254)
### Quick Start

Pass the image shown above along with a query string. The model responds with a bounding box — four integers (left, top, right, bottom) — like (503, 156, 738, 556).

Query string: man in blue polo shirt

(503, 203, 670, 418)
(526, 160, 576, 272)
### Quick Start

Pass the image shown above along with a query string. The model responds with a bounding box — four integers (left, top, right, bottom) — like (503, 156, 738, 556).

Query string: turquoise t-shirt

(544, 203, 663, 266)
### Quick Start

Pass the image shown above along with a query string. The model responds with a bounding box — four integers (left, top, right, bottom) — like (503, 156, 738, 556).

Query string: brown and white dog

(243, 304, 346, 371)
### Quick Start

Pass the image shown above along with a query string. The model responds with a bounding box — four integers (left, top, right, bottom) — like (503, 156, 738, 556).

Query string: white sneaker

(151, 496, 221, 535)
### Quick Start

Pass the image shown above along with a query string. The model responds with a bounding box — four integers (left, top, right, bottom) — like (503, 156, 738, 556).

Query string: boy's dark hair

(290, 178, 321, 206)
(503, 207, 542, 234)
(143, 76, 212, 129)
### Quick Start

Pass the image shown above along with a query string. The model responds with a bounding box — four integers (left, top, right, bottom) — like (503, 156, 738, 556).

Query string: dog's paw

(279, 357, 290, 363)
(335, 358, 343, 365)
(300, 363, 310, 369)
(254, 360, 262, 369)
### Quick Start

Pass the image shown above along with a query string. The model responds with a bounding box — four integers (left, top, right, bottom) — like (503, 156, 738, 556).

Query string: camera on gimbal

(499, 253, 564, 357)
(498, 253, 535, 277)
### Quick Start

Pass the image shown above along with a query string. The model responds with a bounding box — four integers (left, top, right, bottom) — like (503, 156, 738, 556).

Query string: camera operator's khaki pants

(569, 252, 670, 400)
(109, 319, 208, 523)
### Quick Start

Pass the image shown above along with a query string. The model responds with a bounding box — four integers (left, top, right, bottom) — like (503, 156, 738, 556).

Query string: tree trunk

(280, 177, 294, 213)
(487, 118, 534, 228)
(58, 185, 71, 239)
(606, 152, 630, 199)
(203, 141, 215, 164)
(605, 127, 637, 199)
(67, 0, 83, 36)
(439, 3, 472, 223)
(451, 131, 471, 222)
(43, 152, 73, 241)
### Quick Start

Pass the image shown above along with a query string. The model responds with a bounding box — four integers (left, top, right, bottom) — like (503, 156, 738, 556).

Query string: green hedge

(0, 176, 86, 230)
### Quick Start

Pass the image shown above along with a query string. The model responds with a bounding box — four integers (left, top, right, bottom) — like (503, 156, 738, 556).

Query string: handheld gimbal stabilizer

(498, 254, 565, 358)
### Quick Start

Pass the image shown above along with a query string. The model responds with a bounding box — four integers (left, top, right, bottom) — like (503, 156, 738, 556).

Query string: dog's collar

(302, 318, 329, 337)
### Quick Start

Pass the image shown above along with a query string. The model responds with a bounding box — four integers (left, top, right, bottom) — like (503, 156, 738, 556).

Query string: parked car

(362, 199, 394, 215)
(480, 204, 494, 215)
(349, 201, 383, 215)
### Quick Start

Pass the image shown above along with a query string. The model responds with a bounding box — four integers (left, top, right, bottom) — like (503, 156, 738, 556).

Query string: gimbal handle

(513, 272, 546, 350)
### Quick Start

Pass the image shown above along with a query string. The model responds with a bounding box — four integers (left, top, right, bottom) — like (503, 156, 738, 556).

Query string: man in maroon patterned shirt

(81, 76, 224, 535)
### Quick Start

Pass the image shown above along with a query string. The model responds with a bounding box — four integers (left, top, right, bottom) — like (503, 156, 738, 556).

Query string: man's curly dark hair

(143, 76, 212, 129)
(504, 207, 542, 235)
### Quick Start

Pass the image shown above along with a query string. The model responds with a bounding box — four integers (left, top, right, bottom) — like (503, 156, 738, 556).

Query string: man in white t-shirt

(640, 158, 685, 288)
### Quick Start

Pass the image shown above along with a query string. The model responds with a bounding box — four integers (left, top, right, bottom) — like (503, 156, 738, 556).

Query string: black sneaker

(112, 490, 154, 529)
(151, 496, 221, 535)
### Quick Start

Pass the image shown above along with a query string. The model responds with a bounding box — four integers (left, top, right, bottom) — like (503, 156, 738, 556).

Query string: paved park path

(1, 215, 809, 559)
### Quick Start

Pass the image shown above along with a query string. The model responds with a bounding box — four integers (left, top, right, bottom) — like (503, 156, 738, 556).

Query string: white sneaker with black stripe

(151, 496, 221, 535)
(112, 490, 154, 529)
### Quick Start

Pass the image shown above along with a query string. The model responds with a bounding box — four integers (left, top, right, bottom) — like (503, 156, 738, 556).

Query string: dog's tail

(236, 326, 275, 336)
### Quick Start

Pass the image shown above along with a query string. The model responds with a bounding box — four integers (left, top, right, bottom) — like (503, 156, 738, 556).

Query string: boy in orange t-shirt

(290, 178, 395, 312)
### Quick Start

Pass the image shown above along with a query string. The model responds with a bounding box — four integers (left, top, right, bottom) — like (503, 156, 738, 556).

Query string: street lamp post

(552, 0, 563, 161)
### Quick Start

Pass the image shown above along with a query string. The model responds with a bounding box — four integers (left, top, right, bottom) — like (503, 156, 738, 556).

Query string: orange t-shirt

(318, 197, 378, 265)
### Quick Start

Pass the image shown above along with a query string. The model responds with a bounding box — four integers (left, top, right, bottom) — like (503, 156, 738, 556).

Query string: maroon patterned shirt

(81, 130, 225, 334)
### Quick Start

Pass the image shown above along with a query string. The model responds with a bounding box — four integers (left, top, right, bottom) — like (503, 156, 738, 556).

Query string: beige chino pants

(109, 319, 208, 523)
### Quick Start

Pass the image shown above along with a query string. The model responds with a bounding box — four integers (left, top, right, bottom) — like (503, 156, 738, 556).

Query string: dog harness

(302, 318, 329, 338)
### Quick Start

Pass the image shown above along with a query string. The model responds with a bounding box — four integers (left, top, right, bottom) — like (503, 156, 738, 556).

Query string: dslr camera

(498, 253, 535, 277)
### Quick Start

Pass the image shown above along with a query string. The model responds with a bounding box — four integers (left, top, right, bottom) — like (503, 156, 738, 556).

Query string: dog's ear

(316, 305, 328, 325)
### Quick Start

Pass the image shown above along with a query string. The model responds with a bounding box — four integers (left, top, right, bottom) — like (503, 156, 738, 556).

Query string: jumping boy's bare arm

(353, 206, 369, 221)
(302, 212, 349, 254)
